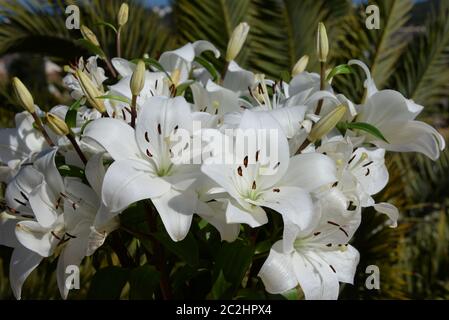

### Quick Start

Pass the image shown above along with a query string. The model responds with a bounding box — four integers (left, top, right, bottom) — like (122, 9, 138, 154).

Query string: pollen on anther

(243, 156, 248, 168)
(237, 166, 243, 177)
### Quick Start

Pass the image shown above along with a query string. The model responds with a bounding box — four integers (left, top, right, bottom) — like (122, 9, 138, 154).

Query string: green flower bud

(46, 113, 69, 136)
(12, 77, 35, 113)
(130, 60, 146, 96)
(309, 105, 347, 142)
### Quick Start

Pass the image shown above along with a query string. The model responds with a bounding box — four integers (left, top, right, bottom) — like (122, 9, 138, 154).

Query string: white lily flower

(259, 190, 361, 299)
(349, 59, 445, 160)
(83, 96, 199, 241)
(0, 111, 48, 183)
(63, 56, 107, 100)
(3, 149, 117, 299)
(159, 40, 220, 85)
(318, 136, 399, 227)
(202, 110, 337, 229)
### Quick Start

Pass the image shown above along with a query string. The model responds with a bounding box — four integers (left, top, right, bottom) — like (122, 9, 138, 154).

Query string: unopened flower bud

(12, 77, 35, 113)
(317, 22, 329, 63)
(81, 25, 100, 47)
(130, 60, 146, 96)
(226, 22, 250, 62)
(292, 55, 309, 76)
(46, 113, 69, 136)
(118, 3, 129, 27)
(309, 105, 347, 142)
(76, 69, 106, 113)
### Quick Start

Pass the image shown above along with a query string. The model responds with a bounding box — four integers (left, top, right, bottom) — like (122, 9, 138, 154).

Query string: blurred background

(0, 0, 448, 299)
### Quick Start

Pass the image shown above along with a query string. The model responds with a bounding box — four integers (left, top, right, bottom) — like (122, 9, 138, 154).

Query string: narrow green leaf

(326, 64, 353, 81)
(95, 21, 118, 34)
(87, 266, 129, 300)
(194, 56, 219, 81)
(129, 265, 160, 300)
(65, 99, 82, 128)
(346, 122, 389, 143)
(175, 81, 194, 96)
(96, 94, 131, 104)
(80, 119, 94, 135)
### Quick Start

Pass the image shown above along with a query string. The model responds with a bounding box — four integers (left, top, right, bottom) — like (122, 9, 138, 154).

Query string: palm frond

(335, 0, 413, 102)
(389, 1, 449, 110)
(0, 0, 174, 61)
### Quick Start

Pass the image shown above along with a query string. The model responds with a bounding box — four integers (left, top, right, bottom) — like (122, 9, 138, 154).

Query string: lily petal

(102, 159, 171, 212)
(152, 189, 195, 242)
(258, 241, 297, 294)
(83, 118, 141, 161)
(9, 246, 43, 300)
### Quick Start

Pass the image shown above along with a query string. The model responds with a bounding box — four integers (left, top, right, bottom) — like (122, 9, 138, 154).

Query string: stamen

(348, 154, 356, 164)
(51, 231, 61, 240)
(273, 162, 280, 170)
(273, 188, 280, 193)
(326, 243, 332, 247)
(252, 181, 257, 190)
(332, 181, 338, 188)
(329, 265, 336, 273)
(313, 232, 321, 236)
(363, 161, 373, 167)
(146, 149, 153, 157)
(365, 168, 370, 176)
(339, 227, 349, 237)
(327, 221, 340, 227)
(20, 191, 29, 201)
(145, 131, 150, 142)
(157, 123, 162, 135)
(14, 198, 27, 206)
(155, 80, 158, 89)
(237, 166, 243, 177)
(255, 150, 260, 162)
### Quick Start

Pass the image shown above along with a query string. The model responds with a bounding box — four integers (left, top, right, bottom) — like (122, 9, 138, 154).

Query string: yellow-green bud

(226, 22, 250, 62)
(12, 77, 35, 113)
(46, 113, 69, 136)
(292, 55, 309, 76)
(81, 25, 100, 47)
(130, 60, 146, 96)
(317, 22, 329, 63)
(76, 69, 106, 113)
(118, 3, 129, 27)
(308, 105, 347, 142)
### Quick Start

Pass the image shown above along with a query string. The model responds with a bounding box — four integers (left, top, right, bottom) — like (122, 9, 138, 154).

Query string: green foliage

(1, 0, 448, 300)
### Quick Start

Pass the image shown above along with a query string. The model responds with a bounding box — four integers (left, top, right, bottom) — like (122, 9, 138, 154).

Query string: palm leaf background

(0, 0, 448, 299)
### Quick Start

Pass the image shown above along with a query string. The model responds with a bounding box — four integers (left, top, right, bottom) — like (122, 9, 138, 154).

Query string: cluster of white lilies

(0, 12, 445, 300)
